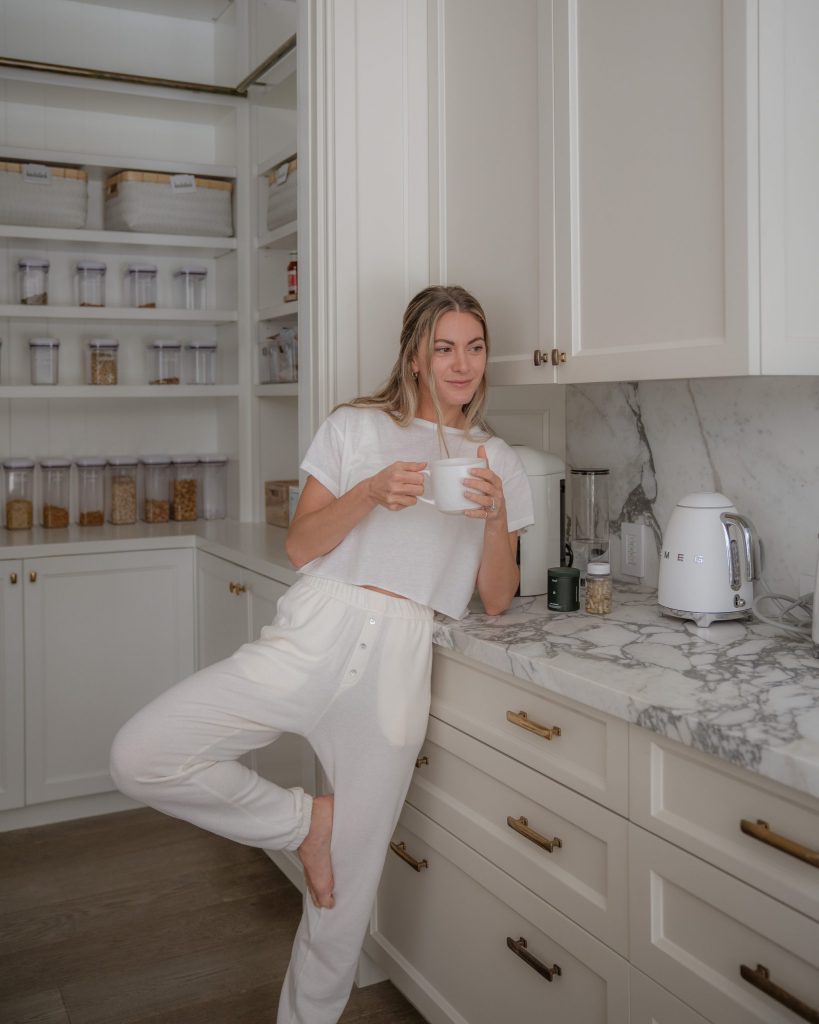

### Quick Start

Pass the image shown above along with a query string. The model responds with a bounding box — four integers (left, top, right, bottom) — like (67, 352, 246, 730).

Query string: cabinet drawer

(431, 649, 628, 813)
(629, 968, 710, 1024)
(369, 802, 629, 1024)
(629, 825, 819, 1024)
(409, 716, 628, 953)
(630, 726, 819, 922)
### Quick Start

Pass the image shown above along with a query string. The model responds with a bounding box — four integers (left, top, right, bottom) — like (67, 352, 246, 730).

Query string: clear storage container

(3, 458, 34, 530)
(185, 341, 217, 385)
(585, 562, 612, 615)
(76, 456, 106, 526)
(259, 328, 296, 384)
(175, 266, 207, 310)
(87, 339, 118, 385)
(171, 456, 199, 521)
(199, 454, 227, 519)
(125, 263, 158, 308)
(18, 258, 49, 305)
(140, 454, 171, 523)
(29, 338, 60, 385)
(148, 340, 181, 385)
(76, 261, 106, 307)
(40, 457, 71, 528)
(107, 456, 138, 525)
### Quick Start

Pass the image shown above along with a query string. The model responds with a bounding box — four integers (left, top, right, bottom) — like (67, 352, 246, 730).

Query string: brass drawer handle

(228, 581, 247, 595)
(507, 815, 562, 853)
(389, 840, 428, 872)
(506, 710, 561, 741)
(9, 572, 17, 585)
(506, 936, 561, 983)
(29, 571, 37, 583)
(740, 819, 819, 869)
(740, 963, 819, 1023)
(415, 755, 429, 768)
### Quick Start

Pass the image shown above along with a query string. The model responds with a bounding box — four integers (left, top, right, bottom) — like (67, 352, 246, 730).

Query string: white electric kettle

(657, 492, 761, 626)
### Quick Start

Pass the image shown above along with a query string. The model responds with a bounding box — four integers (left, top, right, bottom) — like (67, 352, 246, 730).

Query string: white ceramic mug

(418, 457, 486, 514)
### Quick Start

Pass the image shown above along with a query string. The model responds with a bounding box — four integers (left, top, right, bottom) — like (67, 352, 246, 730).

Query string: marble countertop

(433, 585, 819, 801)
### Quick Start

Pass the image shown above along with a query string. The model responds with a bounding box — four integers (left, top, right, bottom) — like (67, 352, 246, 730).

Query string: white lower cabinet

(628, 969, 710, 1024)
(0, 561, 24, 811)
(368, 802, 629, 1024)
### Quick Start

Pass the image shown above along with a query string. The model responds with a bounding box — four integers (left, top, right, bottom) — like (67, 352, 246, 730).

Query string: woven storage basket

(0, 160, 87, 228)
(266, 156, 297, 232)
(104, 171, 234, 237)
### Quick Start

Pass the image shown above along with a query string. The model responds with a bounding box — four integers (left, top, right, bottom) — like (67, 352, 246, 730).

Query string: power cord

(752, 589, 813, 639)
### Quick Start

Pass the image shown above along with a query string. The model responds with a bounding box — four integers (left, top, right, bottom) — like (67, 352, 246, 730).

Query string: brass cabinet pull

(29, 571, 37, 583)
(740, 818, 819, 869)
(506, 710, 561, 741)
(228, 581, 247, 595)
(389, 840, 428, 872)
(506, 936, 561, 983)
(9, 572, 17, 585)
(507, 815, 562, 853)
(415, 755, 429, 768)
(740, 963, 819, 1023)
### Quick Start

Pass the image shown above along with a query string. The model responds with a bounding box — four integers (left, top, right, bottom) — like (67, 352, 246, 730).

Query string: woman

(110, 285, 534, 1024)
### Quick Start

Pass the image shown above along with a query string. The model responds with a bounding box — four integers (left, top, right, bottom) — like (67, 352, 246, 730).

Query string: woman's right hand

(367, 461, 427, 511)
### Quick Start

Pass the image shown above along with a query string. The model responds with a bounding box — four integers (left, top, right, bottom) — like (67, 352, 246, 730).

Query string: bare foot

(298, 794, 335, 908)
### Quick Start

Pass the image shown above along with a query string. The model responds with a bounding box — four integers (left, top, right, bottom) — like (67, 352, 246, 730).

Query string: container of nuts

(87, 339, 119, 385)
(39, 457, 71, 528)
(171, 455, 199, 521)
(76, 456, 106, 526)
(140, 454, 171, 523)
(3, 457, 34, 530)
(584, 562, 613, 615)
(106, 455, 138, 525)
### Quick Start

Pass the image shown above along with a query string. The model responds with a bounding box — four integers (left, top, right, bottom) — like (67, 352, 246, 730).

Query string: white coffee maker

(512, 445, 564, 596)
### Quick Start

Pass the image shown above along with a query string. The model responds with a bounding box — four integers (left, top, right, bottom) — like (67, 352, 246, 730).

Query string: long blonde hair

(342, 285, 492, 452)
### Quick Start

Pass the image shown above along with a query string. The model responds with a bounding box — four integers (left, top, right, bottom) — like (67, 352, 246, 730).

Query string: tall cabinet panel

(0, 561, 24, 811)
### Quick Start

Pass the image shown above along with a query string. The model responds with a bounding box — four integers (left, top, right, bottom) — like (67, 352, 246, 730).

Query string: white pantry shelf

(0, 143, 236, 181)
(257, 221, 297, 250)
(0, 385, 240, 399)
(257, 301, 297, 322)
(0, 306, 238, 325)
(255, 384, 298, 397)
(0, 225, 237, 257)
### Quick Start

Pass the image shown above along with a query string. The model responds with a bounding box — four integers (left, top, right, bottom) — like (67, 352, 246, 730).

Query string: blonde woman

(110, 285, 534, 1024)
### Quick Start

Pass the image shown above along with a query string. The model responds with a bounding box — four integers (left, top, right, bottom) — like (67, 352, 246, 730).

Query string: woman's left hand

(464, 445, 506, 522)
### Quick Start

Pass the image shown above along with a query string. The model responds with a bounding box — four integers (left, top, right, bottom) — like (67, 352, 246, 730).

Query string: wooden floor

(0, 808, 429, 1024)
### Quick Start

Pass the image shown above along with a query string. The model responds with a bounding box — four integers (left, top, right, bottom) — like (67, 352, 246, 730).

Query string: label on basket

(170, 174, 197, 193)
(23, 163, 51, 185)
(275, 163, 290, 186)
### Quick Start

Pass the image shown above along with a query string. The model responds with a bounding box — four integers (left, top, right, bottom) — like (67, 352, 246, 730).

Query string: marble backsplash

(565, 377, 819, 595)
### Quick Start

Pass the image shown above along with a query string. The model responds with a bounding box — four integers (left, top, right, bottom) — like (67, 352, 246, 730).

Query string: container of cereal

(76, 261, 106, 307)
(29, 338, 60, 385)
(107, 455, 138, 525)
(148, 341, 181, 385)
(174, 266, 207, 310)
(18, 258, 49, 305)
(199, 454, 227, 519)
(171, 456, 199, 521)
(125, 263, 158, 308)
(39, 457, 71, 528)
(76, 456, 106, 526)
(3, 458, 34, 530)
(184, 341, 217, 385)
(140, 455, 171, 523)
(87, 339, 119, 385)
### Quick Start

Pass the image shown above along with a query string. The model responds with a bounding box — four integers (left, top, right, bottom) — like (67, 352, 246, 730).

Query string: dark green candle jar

(547, 566, 580, 612)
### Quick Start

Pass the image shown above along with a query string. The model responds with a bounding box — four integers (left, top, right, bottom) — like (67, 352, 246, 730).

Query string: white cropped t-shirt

(298, 406, 534, 619)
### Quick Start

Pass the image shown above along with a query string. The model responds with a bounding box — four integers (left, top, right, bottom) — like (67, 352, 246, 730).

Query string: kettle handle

(720, 512, 761, 587)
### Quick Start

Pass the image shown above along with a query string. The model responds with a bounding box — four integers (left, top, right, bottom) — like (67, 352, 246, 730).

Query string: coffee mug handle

(417, 468, 436, 505)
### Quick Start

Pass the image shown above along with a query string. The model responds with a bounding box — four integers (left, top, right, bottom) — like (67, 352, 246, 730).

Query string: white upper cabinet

(759, 0, 819, 375)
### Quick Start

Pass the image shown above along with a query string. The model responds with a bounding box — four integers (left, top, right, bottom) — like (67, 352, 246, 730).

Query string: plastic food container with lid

(171, 456, 199, 521)
(18, 258, 49, 305)
(3, 458, 35, 529)
(107, 455, 138, 525)
(585, 562, 613, 615)
(125, 263, 158, 308)
(29, 338, 60, 385)
(185, 341, 217, 385)
(39, 457, 71, 528)
(199, 454, 227, 519)
(76, 260, 106, 307)
(140, 454, 171, 523)
(75, 456, 106, 526)
(148, 340, 181, 384)
(87, 339, 119, 385)
(175, 265, 207, 310)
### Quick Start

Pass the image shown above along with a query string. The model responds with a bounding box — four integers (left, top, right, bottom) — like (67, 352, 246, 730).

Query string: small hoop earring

(412, 370, 418, 381)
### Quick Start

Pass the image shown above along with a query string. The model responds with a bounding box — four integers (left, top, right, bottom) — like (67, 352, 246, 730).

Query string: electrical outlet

(621, 522, 647, 578)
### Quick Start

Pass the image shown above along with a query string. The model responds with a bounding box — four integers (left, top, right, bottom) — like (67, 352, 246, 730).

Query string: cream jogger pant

(109, 574, 434, 1024)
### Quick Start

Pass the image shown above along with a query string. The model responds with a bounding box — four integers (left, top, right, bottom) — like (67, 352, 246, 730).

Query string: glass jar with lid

(75, 456, 106, 526)
(3, 458, 34, 530)
(107, 455, 138, 525)
(148, 341, 181, 385)
(199, 454, 227, 519)
(29, 338, 60, 385)
(87, 339, 119, 385)
(18, 258, 49, 305)
(39, 457, 71, 528)
(76, 261, 106, 307)
(174, 265, 207, 310)
(585, 562, 613, 615)
(185, 341, 217, 385)
(125, 263, 158, 308)
(140, 455, 171, 523)
(171, 456, 199, 521)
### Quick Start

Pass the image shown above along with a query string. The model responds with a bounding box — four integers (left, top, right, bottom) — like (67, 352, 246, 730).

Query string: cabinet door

(24, 549, 195, 805)
(196, 550, 250, 669)
(0, 562, 24, 811)
(552, 0, 757, 383)
(629, 968, 711, 1024)
(760, 0, 819, 373)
